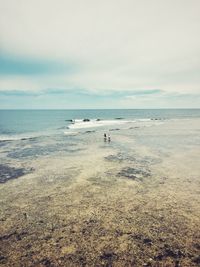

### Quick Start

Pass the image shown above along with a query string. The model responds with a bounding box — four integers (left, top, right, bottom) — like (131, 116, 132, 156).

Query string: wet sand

(0, 119, 200, 266)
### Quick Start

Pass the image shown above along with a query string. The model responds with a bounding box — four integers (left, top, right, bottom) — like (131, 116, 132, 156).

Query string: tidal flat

(0, 119, 200, 266)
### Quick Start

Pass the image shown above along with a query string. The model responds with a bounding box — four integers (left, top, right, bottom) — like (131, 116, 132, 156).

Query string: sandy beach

(0, 118, 200, 266)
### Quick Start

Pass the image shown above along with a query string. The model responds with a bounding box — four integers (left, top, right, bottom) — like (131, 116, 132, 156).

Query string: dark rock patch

(193, 243, 200, 250)
(7, 143, 81, 158)
(0, 165, 31, 183)
(15, 231, 28, 241)
(151, 118, 164, 121)
(100, 250, 118, 265)
(154, 245, 186, 261)
(84, 218, 98, 225)
(130, 234, 153, 245)
(81, 218, 99, 235)
(0, 255, 7, 264)
(39, 258, 53, 266)
(192, 256, 200, 264)
(84, 130, 95, 134)
(0, 231, 17, 241)
(60, 252, 87, 266)
(115, 229, 132, 237)
(65, 119, 74, 122)
(0, 230, 28, 241)
(117, 167, 150, 180)
(109, 128, 120, 131)
(143, 238, 153, 245)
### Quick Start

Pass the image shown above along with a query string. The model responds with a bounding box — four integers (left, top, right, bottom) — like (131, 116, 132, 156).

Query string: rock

(26, 244, 32, 250)
(44, 234, 52, 240)
(0, 231, 17, 241)
(154, 254, 163, 261)
(117, 167, 150, 180)
(100, 250, 117, 263)
(84, 130, 95, 134)
(40, 258, 52, 266)
(164, 248, 184, 258)
(83, 119, 90, 122)
(109, 128, 120, 131)
(0, 255, 7, 264)
(193, 256, 200, 264)
(193, 243, 200, 249)
(65, 119, 74, 122)
(155, 246, 185, 261)
(0, 164, 27, 183)
(143, 238, 153, 245)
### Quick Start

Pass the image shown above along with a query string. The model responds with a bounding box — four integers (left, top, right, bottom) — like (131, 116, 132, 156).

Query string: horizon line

(0, 108, 200, 111)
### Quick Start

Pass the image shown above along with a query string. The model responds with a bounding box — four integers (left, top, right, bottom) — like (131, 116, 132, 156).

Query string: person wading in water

(104, 133, 107, 142)
(108, 134, 111, 142)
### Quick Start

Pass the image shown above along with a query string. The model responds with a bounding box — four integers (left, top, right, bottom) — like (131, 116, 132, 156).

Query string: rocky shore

(0, 119, 200, 266)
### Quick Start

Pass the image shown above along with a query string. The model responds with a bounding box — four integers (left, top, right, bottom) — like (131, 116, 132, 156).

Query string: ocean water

(0, 109, 200, 140)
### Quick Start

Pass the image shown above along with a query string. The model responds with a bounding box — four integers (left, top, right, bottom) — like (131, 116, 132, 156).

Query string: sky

(0, 0, 200, 109)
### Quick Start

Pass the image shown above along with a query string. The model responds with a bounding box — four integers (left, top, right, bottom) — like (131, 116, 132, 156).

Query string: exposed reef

(0, 164, 32, 183)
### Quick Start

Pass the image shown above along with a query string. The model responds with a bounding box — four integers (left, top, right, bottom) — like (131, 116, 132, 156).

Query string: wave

(138, 118, 152, 122)
(67, 119, 132, 130)
(63, 131, 79, 136)
(0, 135, 34, 141)
(0, 117, 166, 141)
(0, 131, 48, 141)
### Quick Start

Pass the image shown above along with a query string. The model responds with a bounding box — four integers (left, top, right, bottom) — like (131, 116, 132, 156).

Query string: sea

(0, 109, 200, 141)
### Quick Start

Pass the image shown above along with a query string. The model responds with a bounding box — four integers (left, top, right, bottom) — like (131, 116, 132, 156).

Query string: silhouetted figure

(104, 133, 107, 142)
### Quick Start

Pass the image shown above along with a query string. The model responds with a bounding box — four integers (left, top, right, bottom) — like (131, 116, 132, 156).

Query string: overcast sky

(0, 0, 200, 108)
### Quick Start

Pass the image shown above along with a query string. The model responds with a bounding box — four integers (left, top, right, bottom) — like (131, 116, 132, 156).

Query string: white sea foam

(138, 118, 152, 122)
(64, 131, 79, 136)
(67, 119, 131, 130)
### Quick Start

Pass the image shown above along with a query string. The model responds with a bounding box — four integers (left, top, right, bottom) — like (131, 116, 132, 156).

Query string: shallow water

(1, 109, 200, 140)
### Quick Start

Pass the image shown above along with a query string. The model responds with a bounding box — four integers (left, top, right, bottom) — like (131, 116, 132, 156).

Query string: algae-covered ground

(0, 119, 200, 266)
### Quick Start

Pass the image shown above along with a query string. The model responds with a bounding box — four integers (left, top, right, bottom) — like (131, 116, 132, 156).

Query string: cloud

(0, 54, 76, 76)
(125, 89, 163, 98)
(0, 88, 163, 98)
(0, 89, 38, 96)
(0, 0, 200, 108)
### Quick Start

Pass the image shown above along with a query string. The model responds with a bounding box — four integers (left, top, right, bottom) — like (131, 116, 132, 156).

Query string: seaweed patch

(0, 164, 32, 183)
(117, 167, 150, 180)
